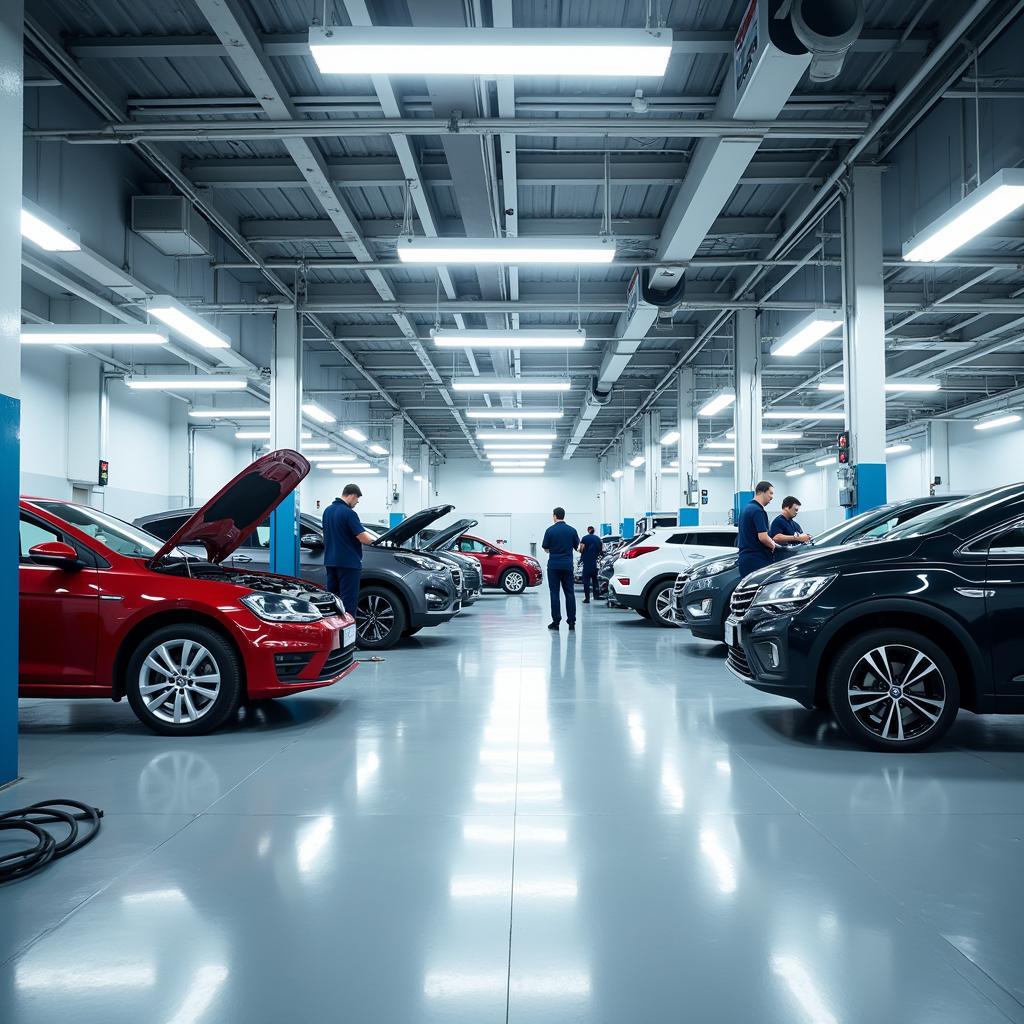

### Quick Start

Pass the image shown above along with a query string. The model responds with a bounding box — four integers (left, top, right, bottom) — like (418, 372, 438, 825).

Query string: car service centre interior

(5, 1, 1024, 1020)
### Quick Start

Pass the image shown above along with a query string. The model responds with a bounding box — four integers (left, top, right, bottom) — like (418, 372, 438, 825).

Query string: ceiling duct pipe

(782, 0, 865, 82)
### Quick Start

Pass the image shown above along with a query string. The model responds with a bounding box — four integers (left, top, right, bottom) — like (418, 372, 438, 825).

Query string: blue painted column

(677, 367, 699, 526)
(733, 309, 763, 518)
(843, 166, 887, 516)
(270, 304, 302, 577)
(0, 0, 22, 786)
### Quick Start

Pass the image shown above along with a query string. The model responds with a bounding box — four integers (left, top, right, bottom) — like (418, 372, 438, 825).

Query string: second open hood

(419, 518, 478, 552)
(373, 504, 455, 548)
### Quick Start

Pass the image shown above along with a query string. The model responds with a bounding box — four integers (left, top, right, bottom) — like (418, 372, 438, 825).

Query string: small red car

(449, 534, 543, 593)
(18, 450, 357, 736)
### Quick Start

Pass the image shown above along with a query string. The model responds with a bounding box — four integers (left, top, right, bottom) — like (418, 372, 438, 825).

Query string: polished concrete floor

(3, 590, 1024, 1023)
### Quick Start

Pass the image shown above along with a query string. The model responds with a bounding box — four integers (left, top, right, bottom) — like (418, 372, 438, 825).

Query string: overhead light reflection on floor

(296, 815, 334, 874)
(423, 969, 591, 999)
(699, 825, 738, 895)
(462, 823, 568, 844)
(164, 964, 230, 1024)
(770, 954, 839, 1024)
(16, 962, 156, 991)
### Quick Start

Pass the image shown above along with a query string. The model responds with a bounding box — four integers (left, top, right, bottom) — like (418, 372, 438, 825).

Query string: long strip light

(237, 431, 312, 441)
(487, 453, 550, 461)
(816, 456, 837, 466)
(476, 431, 555, 441)
(885, 443, 912, 454)
(433, 329, 585, 349)
(309, 26, 672, 78)
(343, 427, 368, 442)
(708, 441, 778, 450)
(771, 310, 843, 358)
(786, 467, 806, 477)
(662, 467, 679, 474)
(490, 462, 547, 469)
(399, 236, 615, 266)
(974, 413, 1021, 431)
(398, 462, 414, 473)
(189, 408, 269, 419)
(307, 453, 357, 462)
(698, 389, 735, 417)
(21, 208, 80, 251)
(453, 378, 570, 392)
(764, 409, 846, 421)
(726, 431, 802, 440)
(147, 295, 230, 350)
(697, 460, 723, 468)
(302, 402, 336, 424)
(368, 443, 389, 456)
(467, 408, 563, 420)
(21, 324, 168, 346)
(629, 455, 646, 468)
(610, 469, 624, 479)
(904, 169, 1024, 262)
(493, 467, 545, 474)
(483, 442, 552, 451)
(125, 375, 248, 391)
(818, 380, 940, 393)
(331, 467, 379, 475)
(659, 430, 680, 446)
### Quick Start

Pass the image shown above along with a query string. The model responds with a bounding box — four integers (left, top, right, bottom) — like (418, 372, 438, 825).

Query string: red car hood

(151, 449, 310, 565)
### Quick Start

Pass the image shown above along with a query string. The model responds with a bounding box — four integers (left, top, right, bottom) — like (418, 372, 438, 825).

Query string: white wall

(20, 347, 70, 501)
(947, 420, 1024, 493)
(192, 427, 249, 506)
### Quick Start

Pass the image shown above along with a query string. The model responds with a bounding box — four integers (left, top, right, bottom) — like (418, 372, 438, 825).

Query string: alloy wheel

(505, 571, 526, 593)
(358, 593, 396, 643)
(846, 644, 946, 743)
(655, 587, 676, 623)
(137, 640, 222, 725)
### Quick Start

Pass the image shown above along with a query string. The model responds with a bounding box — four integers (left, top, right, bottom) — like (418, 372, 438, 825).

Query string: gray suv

(134, 504, 461, 650)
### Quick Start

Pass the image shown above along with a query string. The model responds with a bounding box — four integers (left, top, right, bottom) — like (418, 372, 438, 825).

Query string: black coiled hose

(0, 800, 104, 884)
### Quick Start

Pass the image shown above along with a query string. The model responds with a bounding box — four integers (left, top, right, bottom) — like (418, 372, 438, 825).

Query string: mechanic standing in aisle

(737, 480, 777, 578)
(542, 507, 580, 631)
(578, 526, 603, 604)
(322, 483, 374, 618)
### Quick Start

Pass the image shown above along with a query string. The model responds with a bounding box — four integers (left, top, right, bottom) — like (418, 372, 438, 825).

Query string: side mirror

(300, 532, 324, 551)
(486, 548, 500, 556)
(28, 541, 82, 570)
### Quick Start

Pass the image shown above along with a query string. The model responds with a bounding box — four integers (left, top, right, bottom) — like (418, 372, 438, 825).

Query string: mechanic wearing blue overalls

(578, 526, 603, 603)
(737, 480, 777, 578)
(322, 483, 374, 618)
(542, 507, 580, 631)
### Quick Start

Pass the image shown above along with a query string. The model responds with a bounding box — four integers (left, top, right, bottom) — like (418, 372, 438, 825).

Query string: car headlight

(689, 558, 736, 581)
(751, 575, 836, 610)
(241, 592, 322, 623)
(396, 553, 439, 571)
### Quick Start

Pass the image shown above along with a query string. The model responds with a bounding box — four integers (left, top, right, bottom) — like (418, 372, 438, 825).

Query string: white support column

(843, 165, 888, 514)
(677, 367, 698, 525)
(928, 421, 950, 495)
(622, 428, 637, 538)
(66, 358, 102, 501)
(418, 443, 430, 508)
(388, 413, 405, 525)
(0, 0, 22, 786)
(733, 309, 762, 519)
(270, 304, 302, 576)
(645, 411, 662, 517)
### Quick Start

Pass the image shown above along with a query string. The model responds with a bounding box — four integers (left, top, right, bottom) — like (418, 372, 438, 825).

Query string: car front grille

(730, 584, 758, 618)
(726, 642, 753, 679)
(451, 568, 462, 590)
(316, 644, 354, 681)
(309, 592, 342, 617)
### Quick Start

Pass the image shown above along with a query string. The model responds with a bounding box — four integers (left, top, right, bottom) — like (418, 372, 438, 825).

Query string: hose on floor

(0, 800, 104, 884)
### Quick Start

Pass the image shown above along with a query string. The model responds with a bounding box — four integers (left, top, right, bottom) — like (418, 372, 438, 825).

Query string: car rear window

(664, 532, 736, 547)
(143, 514, 190, 541)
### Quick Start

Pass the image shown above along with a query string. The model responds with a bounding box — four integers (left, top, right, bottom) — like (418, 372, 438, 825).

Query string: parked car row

(657, 484, 1024, 752)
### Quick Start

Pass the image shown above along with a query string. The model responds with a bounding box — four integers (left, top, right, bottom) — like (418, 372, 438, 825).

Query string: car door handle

(954, 587, 995, 598)
(233, 555, 253, 563)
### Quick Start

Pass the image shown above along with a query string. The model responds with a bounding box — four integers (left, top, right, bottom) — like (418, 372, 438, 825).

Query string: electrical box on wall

(97, 460, 109, 487)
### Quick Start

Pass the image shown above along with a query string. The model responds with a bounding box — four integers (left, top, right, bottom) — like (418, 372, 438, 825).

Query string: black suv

(725, 482, 1024, 752)
(678, 496, 960, 642)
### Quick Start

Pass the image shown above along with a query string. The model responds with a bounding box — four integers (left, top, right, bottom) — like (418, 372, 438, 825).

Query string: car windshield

(885, 484, 1024, 540)
(811, 505, 897, 547)
(34, 502, 192, 559)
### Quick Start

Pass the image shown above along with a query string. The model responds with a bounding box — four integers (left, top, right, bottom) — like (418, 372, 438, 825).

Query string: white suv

(608, 525, 738, 627)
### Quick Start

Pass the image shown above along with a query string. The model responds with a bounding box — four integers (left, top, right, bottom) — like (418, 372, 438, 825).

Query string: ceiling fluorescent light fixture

(659, 430, 680, 446)
(368, 443, 389, 456)
(629, 455, 645, 468)
(302, 443, 331, 451)
(491, 461, 547, 469)
(815, 456, 837, 467)
(974, 413, 1021, 431)
(302, 402, 336, 424)
(662, 467, 679, 474)
(903, 168, 1024, 262)
(475, 431, 556, 441)
(239, 431, 312, 441)
(125, 375, 248, 391)
(817, 381, 845, 392)
(189, 408, 269, 419)
(885, 443, 912, 454)
(398, 462, 413, 473)
(20, 207, 80, 251)
(698, 389, 736, 417)
(147, 295, 230, 350)
(771, 309, 843, 358)
(487, 454, 549, 461)
(706, 442, 735, 450)
(610, 469, 624, 479)
(21, 324, 168, 346)
(307, 453, 357, 462)
(726, 431, 802, 441)
(309, 26, 672, 78)
(764, 409, 846, 421)
(697, 460, 723, 468)
(433, 329, 585, 349)
(413, 474, 423, 482)
(343, 427, 368, 442)
(452, 378, 570, 392)
(492, 467, 545, 474)
(399, 236, 614, 266)
(885, 380, 941, 393)
(466, 408, 563, 420)
(483, 442, 552, 451)
(786, 467, 806, 477)
(331, 467, 379, 474)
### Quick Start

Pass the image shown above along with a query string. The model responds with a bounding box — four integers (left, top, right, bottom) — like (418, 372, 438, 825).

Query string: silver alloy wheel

(504, 571, 526, 593)
(655, 586, 676, 623)
(138, 639, 222, 725)
(847, 643, 946, 743)
(358, 593, 396, 643)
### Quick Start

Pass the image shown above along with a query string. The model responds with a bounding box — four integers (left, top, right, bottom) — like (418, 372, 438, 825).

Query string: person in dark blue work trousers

(542, 507, 580, 631)
(737, 480, 777, 578)
(322, 483, 374, 620)
(578, 526, 603, 604)
(770, 495, 812, 560)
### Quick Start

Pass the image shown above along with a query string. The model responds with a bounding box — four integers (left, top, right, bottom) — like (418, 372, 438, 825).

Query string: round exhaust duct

(789, 0, 864, 82)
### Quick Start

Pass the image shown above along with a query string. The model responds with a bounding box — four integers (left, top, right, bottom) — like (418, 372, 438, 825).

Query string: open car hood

(419, 518, 478, 552)
(373, 504, 455, 548)
(151, 449, 310, 565)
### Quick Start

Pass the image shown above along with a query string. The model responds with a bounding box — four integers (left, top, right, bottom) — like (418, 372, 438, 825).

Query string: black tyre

(636, 608, 651, 620)
(125, 624, 243, 736)
(501, 568, 527, 594)
(827, 629, 959, 752)
(356, 586, 408, 650)
(645, 580, 679, 628)
(402, 625, 424, 637)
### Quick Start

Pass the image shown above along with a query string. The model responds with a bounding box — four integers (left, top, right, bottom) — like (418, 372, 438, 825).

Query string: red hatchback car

(18, 450, 357, 736)
(450, 534, 543, 594)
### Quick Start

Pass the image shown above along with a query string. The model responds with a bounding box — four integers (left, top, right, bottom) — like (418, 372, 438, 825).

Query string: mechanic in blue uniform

(770, 495, 812, 560)
(737, 480, 777, 578)
(542, 507, 581, 631)
(322, 483, 374, 618)
(578, 526, 604, 604)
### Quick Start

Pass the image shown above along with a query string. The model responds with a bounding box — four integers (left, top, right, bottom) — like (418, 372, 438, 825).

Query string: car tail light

(621, 545, 659, 560)
(617, 578, 630, 586)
